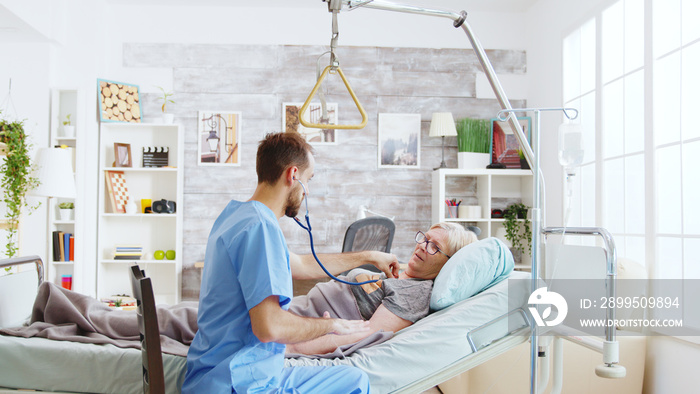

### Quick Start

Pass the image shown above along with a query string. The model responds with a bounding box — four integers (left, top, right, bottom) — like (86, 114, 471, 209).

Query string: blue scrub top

(183, 200, 293, 393)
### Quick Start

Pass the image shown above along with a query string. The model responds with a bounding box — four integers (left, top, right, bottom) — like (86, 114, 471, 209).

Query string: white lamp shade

(31, 148, 76, 198)
(429, 112, 458, 137)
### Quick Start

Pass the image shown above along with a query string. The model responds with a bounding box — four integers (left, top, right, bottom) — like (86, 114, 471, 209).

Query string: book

(52, 231, 61, 262)
(63, 233, 71, 262)
(58, 231, 65, 262)
(69, 235, 74, 261)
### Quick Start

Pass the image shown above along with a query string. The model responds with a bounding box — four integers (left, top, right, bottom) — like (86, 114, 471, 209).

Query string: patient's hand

(369, 251, 399, 278)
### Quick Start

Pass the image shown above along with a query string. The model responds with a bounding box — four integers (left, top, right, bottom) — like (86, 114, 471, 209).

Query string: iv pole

(321, 1, 624, 393)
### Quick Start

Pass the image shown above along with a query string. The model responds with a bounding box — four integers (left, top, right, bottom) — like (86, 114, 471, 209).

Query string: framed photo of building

(490, 117, 532, 169)
(197, 111, 241, 166)
(378, 113, 421, 169)
(283, 102, 338, 144)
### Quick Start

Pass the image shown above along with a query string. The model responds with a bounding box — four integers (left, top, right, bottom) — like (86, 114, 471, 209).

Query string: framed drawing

(97, 79, 141, 123)
(105, 170, 129, 214)
(114, 143, 132, 168)
(197, 111, 241, 166)
(378, 113, 421, 169)
(490, 117, 532, 169)
(283, 102, 338, 144)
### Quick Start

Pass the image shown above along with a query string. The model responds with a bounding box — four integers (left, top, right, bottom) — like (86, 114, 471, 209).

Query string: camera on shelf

(152, 199, 176, 214)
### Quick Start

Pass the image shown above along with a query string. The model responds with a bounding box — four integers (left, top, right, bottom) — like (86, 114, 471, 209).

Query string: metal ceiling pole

(337, 2, 540, 392)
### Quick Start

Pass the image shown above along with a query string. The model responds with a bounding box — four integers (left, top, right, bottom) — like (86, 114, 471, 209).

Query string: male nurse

(183, 132, 398, 393)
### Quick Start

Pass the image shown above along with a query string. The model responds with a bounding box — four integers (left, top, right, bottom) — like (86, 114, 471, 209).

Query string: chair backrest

(342, 217, 395, 253)
(130, 265, 165, 394)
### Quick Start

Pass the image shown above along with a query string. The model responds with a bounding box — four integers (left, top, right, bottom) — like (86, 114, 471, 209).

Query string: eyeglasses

(415, 231, 451, 258)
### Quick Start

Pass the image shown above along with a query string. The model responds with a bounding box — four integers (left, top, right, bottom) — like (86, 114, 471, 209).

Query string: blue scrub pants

(273, 365, 370, 394)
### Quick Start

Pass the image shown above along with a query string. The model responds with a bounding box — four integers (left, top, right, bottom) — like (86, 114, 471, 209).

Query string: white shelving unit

(431, 168, 533, 269)
(97, 123, 183, 304)
(46, 89, 81, 290)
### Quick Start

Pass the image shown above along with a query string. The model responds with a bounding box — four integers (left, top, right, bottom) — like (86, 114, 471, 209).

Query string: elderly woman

(286, 222, 477, 356)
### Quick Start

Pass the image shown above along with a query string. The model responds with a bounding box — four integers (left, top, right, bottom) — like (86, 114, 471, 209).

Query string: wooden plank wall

(124, 43, 526, 300)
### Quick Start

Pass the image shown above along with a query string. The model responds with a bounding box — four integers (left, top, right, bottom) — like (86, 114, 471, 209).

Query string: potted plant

(502, 202, 531, 261)
(58, 201, 74, 221)
(518, 149, 530, 169)
(0, 115, 40, 260)
(62, 114, 75, 138)
(456, 117, 490, 169)
(157, 86, 175, 124)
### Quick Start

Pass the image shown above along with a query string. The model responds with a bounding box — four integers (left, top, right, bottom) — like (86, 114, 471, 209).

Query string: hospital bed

(0, 254, 532, 394)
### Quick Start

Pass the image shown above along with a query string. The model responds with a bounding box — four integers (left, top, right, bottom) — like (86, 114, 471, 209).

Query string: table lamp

(429, 112, 457, 169)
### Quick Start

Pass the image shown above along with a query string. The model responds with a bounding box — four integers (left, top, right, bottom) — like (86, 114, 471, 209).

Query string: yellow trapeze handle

(299, 66, 368, 130)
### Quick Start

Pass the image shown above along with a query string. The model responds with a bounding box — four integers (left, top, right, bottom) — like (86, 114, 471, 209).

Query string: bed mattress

(0, 271, 530, 394)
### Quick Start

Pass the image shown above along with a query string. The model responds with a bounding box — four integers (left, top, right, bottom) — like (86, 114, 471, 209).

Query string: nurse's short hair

(429, 222, 478, 256)
(256, 132, 314, 185)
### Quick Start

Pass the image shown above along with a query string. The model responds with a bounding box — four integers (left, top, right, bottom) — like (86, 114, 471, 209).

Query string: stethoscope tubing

(293, 179, 378, 286)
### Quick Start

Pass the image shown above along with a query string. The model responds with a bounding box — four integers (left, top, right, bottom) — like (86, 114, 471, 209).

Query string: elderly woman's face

(404, 228, 450, 280)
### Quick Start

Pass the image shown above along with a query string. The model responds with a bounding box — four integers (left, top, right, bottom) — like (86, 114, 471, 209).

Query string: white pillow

(430, 237, 514, 311)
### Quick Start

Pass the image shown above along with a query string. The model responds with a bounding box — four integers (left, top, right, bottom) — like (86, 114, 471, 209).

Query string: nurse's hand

(368, 251, 399, 278)
(329, 317, 370, 335)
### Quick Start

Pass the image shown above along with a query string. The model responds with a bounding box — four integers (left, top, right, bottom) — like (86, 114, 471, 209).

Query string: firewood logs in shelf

(99, 81, 141, 122)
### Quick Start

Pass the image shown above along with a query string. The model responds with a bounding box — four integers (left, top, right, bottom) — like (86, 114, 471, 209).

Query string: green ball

(165, 250, 176, 260)
(154, 250, 165, 260)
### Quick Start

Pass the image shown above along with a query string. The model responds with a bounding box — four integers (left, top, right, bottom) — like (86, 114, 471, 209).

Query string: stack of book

(52, 231, 74, 262)
(113, 245, 143, 260)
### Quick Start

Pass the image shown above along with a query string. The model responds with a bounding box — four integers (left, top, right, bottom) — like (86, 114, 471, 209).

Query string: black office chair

(342, 217, 395, 273)
(130, 265, 165, 394)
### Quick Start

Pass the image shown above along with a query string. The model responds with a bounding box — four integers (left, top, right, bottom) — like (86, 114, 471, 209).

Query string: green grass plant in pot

(456, 117, 491, 169)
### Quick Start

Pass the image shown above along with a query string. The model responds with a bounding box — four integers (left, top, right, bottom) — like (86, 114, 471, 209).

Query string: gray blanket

(0, 282, 197, 357)
(287, 276, 394, 359)
(0, 280, 392, 359)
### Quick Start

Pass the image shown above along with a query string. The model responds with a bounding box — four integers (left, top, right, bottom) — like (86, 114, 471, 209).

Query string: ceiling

(0, 0, 539, 43)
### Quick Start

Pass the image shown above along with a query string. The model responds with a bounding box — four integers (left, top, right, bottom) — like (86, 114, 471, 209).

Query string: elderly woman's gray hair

(429, 222, 478, 256)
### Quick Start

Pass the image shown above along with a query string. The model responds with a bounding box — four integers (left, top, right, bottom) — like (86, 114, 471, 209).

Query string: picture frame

(105, 170, 129, 214)
(97, 79, 141, 123)
(114, 143, 132, 168)
(283, 102, 338, 144)
(197, 111, 241, 166)
(378, 113, 421, 169)
(490, 116, 532, 169)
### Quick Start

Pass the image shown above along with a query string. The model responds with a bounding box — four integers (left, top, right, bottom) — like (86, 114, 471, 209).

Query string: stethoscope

(292, 178, 378, 286)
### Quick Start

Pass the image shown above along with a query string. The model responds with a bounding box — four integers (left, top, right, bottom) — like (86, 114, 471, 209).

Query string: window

(563, 0, 700, 334)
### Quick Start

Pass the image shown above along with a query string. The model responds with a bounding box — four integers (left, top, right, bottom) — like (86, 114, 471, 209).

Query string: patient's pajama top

(182, 200, 369, 394)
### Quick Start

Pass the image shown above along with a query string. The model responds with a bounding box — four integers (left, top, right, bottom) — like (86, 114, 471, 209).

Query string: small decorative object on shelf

(518, 149, 530, 169)
(165, 250, 176, 260)
(62, 114, 75, 138)
(58, 202, 74, 221)
(152, 199, 176, 213)
(142, 146, 169, 167)
(154, 250, 165, 260)
(157, 86, 175, 124)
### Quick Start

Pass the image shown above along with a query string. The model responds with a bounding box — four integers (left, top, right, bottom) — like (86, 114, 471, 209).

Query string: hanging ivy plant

(503, 202, 532, 256)
(0, 115, 40, 259)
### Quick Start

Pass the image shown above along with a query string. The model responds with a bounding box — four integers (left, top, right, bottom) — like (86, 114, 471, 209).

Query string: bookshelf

(96, 123, 183, 304)
(431, 168, 533, 270)
(46, 89, 81, 290)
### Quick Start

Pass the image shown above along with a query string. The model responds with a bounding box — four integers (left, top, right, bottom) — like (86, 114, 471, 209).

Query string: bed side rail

(466, 308, 530, 352)
(0, 255, 44, 286)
